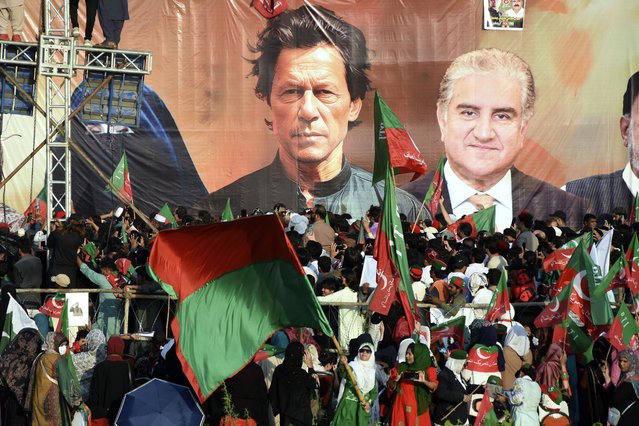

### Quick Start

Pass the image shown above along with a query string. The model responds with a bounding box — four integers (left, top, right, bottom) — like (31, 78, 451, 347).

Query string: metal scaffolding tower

(38, 0, 152, 221)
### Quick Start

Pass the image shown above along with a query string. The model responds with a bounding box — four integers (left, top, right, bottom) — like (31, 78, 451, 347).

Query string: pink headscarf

(536, 343, 563, 388)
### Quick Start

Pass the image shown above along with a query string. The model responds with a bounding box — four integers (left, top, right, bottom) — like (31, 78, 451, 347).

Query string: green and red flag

(430, 316, 465, 347)
(24, 185, 47, 218)
(629, 194, 639, 223)
(158, 203, 178, 228)
(543, 232, 594, 272)
(221, 198, 234, 222)
(608, 302, 639, 352)
(445, 205, 496, 240)
(372, 91, 427, 184)
(356, 217, 366, 245)
(534, 281, 572, 329)
(625, 233, 639, 296)
(106, 152, 132, 204)
(485, 269, 510, 323)
(422, 155, 446, 219)
(369, 163, 418, 332)
(474, 386, 499, 426)
(147, 215, 331, 402)
(552, 240, 612, 329)
(593, 255, 630, 298)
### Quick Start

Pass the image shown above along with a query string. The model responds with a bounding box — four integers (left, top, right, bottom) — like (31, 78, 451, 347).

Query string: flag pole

(330, 335, 368, 410)
(441, 383, 480, 421)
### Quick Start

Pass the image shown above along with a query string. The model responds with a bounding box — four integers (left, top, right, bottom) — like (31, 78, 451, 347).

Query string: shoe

(83, 39, 93, 47)
(0, 34, 8, 40)
(95, 40, 116, 49)
(11, 34, 21, 42)
(72, 27, 80, 38)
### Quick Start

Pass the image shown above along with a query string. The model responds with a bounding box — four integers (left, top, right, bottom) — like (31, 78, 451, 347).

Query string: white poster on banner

(66, 293, 89, 327)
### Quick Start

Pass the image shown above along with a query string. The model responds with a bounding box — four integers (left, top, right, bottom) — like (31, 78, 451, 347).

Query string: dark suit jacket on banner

(565, 169, 633, 217)
(402, 165, 591, 229)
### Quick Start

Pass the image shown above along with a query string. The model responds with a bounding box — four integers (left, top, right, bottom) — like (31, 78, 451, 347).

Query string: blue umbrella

(114, 378, 204, 426)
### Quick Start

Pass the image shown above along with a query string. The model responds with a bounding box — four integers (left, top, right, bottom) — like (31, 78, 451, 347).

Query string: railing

(14, 287, 558, 339)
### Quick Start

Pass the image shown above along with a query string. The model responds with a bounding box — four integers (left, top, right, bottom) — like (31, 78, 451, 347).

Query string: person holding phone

(387, 342, 438, 425)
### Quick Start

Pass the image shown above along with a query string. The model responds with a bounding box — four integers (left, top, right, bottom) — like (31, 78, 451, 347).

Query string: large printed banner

(4, 0, 639, 228)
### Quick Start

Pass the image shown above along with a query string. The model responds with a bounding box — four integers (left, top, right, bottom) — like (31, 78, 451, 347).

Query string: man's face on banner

(269, 45, 362, 166)
(623, 96, 639, 174)
(437, 71, 528, 190)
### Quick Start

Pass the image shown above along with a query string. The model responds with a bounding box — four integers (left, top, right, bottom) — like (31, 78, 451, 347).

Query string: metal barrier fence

(14, 287, 557, 338)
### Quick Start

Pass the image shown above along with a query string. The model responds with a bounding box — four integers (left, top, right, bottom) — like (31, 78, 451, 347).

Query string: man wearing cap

(428, 259, 450, 302)
(566, 71, 639, 217)
(194, 5, 423, 220)
(425, 276, 466, 318)
(403, 48, 589, 230)
(433, 349, 469, 426)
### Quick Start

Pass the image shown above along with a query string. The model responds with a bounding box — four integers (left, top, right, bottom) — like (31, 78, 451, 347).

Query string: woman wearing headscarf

(31, 332, 82, 426)
(603, 349, 639, 426)
(269, 341, 319, 425)
(432, 349, 469, 426)
(0, 328, 42, 425)
(72, 329, 106, 402)
(578, 338, 610, 425)
(502, 322, 532, 390)
(332, 338, 377, 425)
(388, 342, 438, 426)
(535, 343, 568, 391)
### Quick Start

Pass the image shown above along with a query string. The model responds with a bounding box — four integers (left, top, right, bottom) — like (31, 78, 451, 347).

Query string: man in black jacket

(432, 349, 470, 425)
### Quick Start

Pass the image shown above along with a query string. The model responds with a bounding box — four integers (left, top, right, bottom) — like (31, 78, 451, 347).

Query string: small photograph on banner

(66, 293, 89, 327)
(483, 0, 525, 31)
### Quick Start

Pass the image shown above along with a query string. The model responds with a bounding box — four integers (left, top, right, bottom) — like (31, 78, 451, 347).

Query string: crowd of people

(0, 196, 637, 425)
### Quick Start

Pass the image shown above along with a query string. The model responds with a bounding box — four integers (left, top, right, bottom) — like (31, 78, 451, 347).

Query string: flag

(422, 155, 446, 218)
(474, 387, 499, 426)
(158, 203, 178, 228)
(369, 163, 418, 332)
(608, 302, 639, 352)
(356, 218, 366, 245)
(630, 194, 639, 223)
(0, 294, 38, 354)
(553, 318, 594, 356)
(24, 185, 47, 218)
(534, 282, 572, 329)
(485, 269, 510, 323)
(543, 232, 594, 272)
(430, 316, 465, 346)
(593, 255, 630, 298)
(553, 240, 612, 328)
(626, 233, 639, 296)
(221, 198, 233, 222)
(446, 206, 496, 240)
(56, 299, 80, 386)
(106, 152, 132, 204)
(372, 91, 427, 184)
(591, 229, 613, 278)
(147, 215, 332, 402)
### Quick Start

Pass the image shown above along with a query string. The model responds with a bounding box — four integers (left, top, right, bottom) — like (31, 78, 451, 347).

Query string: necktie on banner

(467, 193, 495, 211)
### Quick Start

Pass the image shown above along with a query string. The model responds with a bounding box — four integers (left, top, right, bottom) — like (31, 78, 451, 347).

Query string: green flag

(58, 299, 79, 386)
(158, 203, 178, 228)
(485, 268, 510, 323)
(221, 198, 233, 222)
(608, 302, 639, 352)
(106, 152, 132, 204)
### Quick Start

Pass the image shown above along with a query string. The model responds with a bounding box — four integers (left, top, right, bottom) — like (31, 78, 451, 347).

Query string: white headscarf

(397, 338, 414, 363)
(349, 342, 376, 394)
(503, 322, 530, 357)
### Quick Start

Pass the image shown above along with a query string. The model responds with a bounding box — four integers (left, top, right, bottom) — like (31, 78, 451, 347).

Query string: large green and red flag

(106, 152, 132, 204)
(552, 240, 612, 329)
(158, 203, 178, 228)
(534, 281, 573, 329)
(445, 206, 496, 240)
(543, 232, 593, 272)
(625, 233, 639, 296)
(430, 316, 465, 347)
(553, 318, 593, 355)
(24, 185, 46, 218)
(422, 155, 446, 219)
(608, 302, 639, 352)
(369, 163, 418, 332)
(474, 387, 499, 426)
(372, 91, 427, 184)
(485, 269, 510, 323)
(147, 215, 331, 402)
(593, 255, 631, 298)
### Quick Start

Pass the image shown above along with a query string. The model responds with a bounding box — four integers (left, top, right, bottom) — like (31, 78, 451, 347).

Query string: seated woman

(387, 342, 438, 426)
